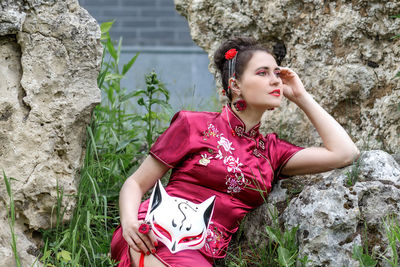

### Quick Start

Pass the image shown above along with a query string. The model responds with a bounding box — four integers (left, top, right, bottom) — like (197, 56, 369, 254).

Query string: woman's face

(235, 51, 283, 110)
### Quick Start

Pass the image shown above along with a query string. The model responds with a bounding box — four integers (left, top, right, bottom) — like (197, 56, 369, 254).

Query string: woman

(110, 37, 360, 267)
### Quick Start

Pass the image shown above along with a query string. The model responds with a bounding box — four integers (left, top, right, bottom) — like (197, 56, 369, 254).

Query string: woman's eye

(256, 71, 266, 76)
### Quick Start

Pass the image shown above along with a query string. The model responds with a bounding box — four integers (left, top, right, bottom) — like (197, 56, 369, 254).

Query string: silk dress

(111, 105, 304, 266)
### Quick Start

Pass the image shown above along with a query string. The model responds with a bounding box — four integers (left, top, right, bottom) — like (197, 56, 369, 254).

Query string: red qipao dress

(110, 105, 304, 266)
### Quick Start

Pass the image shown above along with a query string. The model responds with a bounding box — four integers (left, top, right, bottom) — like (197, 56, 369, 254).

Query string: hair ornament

(225, 48, 238, 60)
(225, 48, 238, 83)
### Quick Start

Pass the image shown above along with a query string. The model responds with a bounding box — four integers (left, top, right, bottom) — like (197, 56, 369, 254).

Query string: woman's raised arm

(119, 155, 170, 254)
(279, 68, 360, 176)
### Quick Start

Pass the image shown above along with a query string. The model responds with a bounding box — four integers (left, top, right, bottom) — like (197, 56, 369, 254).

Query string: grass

(382, 216, 400, 266)
(2, 171, 21, 267)
(223, 207, 306, 267)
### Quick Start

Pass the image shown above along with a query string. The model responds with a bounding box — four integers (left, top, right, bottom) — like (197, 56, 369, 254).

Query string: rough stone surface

(0, 0, 101, 265)
(175, 0, 400, 153)
(238, 151, 400, 266)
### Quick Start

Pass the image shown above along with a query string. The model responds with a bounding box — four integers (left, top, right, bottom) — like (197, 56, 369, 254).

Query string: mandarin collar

(222, 104, 261, 138)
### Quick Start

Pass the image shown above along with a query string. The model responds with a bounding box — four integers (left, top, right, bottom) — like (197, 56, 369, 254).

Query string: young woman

(110, 37, 360, 267)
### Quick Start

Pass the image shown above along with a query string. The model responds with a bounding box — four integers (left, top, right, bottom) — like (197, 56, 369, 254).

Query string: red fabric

(110, 225, 132, 267)
(111, 225, 213, 267)
(139, 252, 144, 267)
(111, 105, 304, 265)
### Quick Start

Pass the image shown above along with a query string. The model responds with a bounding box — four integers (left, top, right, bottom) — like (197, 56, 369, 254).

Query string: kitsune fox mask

(145, 180, 216, 253)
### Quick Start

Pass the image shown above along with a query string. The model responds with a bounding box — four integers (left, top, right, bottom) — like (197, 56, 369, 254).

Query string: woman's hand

(279, 67, 308, 104)
(122, 219, 158, 255)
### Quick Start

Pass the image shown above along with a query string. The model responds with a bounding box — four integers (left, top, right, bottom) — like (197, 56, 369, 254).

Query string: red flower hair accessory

(225, 49, 238, 60)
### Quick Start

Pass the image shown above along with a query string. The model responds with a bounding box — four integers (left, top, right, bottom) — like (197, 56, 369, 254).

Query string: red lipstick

(269, 89, 280, 97)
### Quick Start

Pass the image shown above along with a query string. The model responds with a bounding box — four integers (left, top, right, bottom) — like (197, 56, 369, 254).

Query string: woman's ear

(228, 77, 241, 97)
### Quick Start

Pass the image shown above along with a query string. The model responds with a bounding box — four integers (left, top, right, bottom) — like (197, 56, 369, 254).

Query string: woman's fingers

(122, 230, 141, 253)
(122, 220, 158, 255)
(133, 233, 153, 255)
(148, 230, 159, 248)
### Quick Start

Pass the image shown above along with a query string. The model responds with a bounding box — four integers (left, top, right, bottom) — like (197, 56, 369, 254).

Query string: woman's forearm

(119, 177, 144, 226)
(119, 155, 169, 226)
(295, 93, 360, 162)
(118, 155, 169, 253)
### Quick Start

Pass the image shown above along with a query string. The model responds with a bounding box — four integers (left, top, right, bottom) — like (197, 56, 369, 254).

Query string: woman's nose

(270, 74, 281, 85)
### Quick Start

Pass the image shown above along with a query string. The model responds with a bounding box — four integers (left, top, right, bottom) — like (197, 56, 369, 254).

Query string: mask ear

(149, 180, 166, 213)
(199, 196, 216, 227)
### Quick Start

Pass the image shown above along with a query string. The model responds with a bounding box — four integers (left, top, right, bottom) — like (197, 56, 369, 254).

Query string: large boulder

(175, 0, 400, 152)
(239, 151, 400, 266)
(0, 0, 101, 265)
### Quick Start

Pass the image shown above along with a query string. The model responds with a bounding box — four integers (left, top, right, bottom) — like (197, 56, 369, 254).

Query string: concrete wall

(78, 0, 218, 112)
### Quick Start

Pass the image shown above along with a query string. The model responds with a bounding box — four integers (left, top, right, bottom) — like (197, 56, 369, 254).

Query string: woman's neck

(229, 103, 264, 132)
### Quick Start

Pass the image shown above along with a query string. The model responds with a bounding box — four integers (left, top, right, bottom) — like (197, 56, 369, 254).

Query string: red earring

(233, 99, 247, 111)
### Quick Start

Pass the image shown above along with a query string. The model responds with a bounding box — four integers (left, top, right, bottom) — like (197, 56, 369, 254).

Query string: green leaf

(57, 250, 72, 263)
(116, 139, 138, 152)
(40, 249, 52, 261)
(352, 245, 377, 267)
(265, 225, 283, 246)
(122, 52, 139, 75)
(120, 90, 147, 102)
(100, 21, 115, 35)
(390, 14, 400, 18)
(137, 98, 145, 106)
(391, 34, 400, 40)
(360, 254, 377, 267)
(3, 170, 12, 198)
(104, 73, 124, 81)
(106, 38, 117, 61)
(277, 246, 296, 267)
(149, 98, 168, 106)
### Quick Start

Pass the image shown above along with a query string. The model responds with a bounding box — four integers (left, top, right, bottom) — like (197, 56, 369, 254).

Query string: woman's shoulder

(172, 110, 221, 123)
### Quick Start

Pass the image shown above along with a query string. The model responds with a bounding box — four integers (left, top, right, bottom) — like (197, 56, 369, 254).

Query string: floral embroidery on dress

(226, 173, 247, 194)
(200, 123, 249, 194)
(223, 155, 242, 173)
(204, 222, 224, 256)
(217, 136, 234, 154)
(199, 153, 213, 166)
(202, 124, 221, 140)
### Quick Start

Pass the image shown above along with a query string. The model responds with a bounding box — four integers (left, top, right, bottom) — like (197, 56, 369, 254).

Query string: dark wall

(78, 0, 196, 46)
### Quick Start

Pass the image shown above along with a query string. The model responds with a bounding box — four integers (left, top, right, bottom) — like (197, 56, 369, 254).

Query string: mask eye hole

(178, 232, 203, 244)
(153, 223, 172, 241)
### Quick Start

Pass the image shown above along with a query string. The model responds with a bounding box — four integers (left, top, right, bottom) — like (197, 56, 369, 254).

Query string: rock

(0, 0, 101, 265)
(175, 0, 400, 153)
(235, 151, 400, 266)
(282, 150, 400, 266)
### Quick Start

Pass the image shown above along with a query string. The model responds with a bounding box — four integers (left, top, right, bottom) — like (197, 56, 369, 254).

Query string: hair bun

(214, 37, 257, 73)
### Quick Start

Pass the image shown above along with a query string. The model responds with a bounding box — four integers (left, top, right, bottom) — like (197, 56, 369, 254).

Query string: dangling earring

(233, 99, 247, 111)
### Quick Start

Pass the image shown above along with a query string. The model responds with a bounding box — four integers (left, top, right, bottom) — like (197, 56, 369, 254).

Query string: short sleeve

(265, 133, 304, 180)
(149, 111, 191, 168)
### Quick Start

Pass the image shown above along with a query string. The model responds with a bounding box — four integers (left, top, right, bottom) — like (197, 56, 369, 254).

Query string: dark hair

(213, 37, 274, 101)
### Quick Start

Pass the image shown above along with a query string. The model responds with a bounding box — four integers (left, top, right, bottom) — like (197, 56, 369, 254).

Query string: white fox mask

(145, 180, 216, 254)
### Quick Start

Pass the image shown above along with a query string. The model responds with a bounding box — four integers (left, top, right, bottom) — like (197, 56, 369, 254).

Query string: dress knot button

(253, 148, 261, 158)
(258, 140, 265, 150)
(235, 126, 244, 137)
